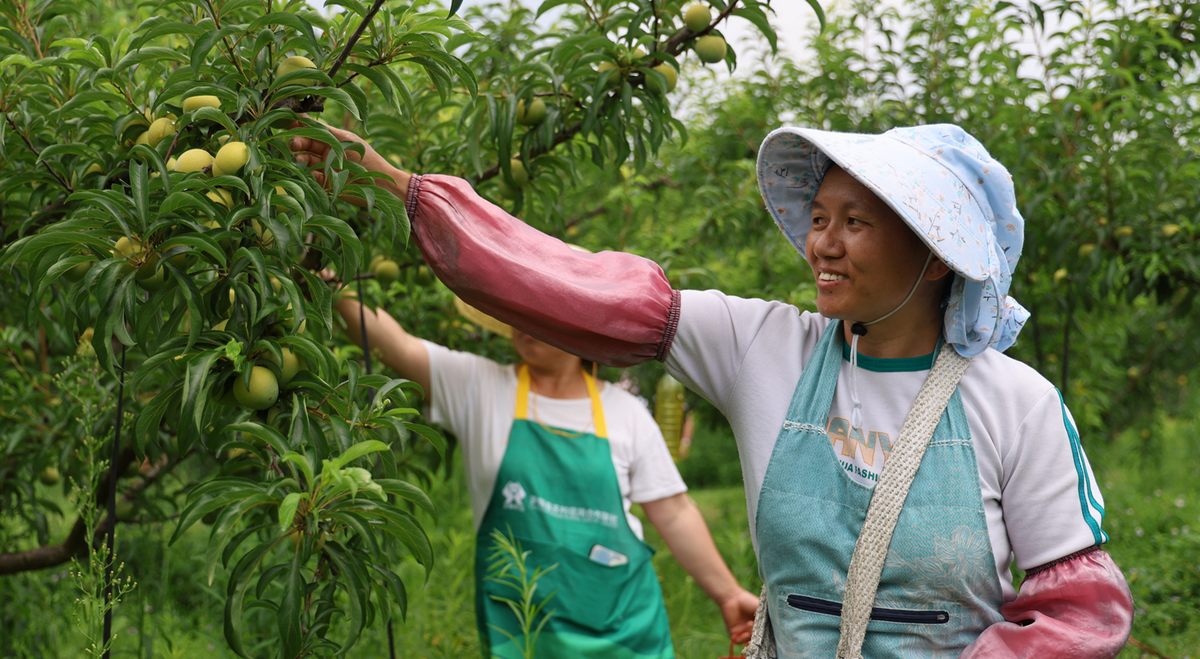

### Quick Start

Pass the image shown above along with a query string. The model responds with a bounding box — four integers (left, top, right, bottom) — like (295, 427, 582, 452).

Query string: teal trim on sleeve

(840, 342, 936, 372)
(1056, 391, 1106, 521)
(1056, 390, 1108, 545)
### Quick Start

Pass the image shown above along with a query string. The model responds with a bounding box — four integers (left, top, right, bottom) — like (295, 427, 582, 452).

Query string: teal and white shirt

(667, 290, 1108, 601)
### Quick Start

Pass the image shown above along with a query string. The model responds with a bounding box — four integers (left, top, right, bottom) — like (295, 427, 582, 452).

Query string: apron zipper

(786, 594, 950, 625)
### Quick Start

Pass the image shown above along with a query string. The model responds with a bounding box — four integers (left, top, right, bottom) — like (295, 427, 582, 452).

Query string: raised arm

(332, 294, 431, 394)
(291, 126, 680, 367)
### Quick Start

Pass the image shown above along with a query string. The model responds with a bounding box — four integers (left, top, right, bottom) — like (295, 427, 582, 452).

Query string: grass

(2, 403, 1198, 658)
(1095, 413, 1200, 658)
(350, 466, 757, 657)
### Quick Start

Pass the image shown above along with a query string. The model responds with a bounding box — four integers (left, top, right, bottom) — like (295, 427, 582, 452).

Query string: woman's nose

(808, 223, 844, 259)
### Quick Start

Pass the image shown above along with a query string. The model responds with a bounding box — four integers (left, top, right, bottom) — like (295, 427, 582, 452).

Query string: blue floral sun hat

(755, 123, 1030, 357)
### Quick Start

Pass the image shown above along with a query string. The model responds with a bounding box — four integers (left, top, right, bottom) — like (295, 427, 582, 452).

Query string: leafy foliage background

(1, 0, 1197, 656)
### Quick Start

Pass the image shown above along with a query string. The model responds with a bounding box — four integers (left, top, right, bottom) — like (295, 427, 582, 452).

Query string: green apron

(474, 365, 674, 659)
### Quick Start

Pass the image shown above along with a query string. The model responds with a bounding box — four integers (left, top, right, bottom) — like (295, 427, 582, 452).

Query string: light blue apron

(755, 321, 1003, 657)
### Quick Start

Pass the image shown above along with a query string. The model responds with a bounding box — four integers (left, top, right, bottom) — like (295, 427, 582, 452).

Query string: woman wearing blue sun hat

(292, 122, 1134, 657)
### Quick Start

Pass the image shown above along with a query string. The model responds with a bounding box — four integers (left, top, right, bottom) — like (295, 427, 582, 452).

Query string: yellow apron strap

(514, 364, 531, 420)
(582, 370, 607, 439)
(516, 364, 606, 438)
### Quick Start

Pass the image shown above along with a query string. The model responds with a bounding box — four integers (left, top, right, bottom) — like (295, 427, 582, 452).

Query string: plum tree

(0, 0, 805, 655)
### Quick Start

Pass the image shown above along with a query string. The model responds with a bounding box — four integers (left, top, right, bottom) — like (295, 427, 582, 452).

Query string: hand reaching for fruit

(289, 122, 411, 203)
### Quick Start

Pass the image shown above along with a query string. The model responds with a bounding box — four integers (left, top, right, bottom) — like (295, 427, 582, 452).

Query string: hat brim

(756, 127, 993, 282)
(454, 298, 512, 338)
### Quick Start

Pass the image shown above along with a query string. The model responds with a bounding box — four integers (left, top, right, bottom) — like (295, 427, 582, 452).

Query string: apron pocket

(786, 593, 949, 625)
(483, 535, 648, 634)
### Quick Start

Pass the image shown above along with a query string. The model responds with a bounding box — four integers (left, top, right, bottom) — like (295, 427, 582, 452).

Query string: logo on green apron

(502, 481, 527, 511)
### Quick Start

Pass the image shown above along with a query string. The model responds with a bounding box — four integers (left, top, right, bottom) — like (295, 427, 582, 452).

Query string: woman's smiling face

(805, 165, 943, 325)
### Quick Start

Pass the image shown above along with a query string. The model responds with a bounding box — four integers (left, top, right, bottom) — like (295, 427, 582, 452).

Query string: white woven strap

(744, 584, 776, 659)
(836, 343, 971, 659)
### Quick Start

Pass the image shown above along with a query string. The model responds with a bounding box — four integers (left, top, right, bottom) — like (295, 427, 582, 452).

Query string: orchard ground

(2, 386, 1197, 657)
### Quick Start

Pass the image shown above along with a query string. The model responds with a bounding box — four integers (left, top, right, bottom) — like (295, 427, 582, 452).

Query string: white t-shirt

(666, 290, 1109, 600)
(424, 341, 687, 538)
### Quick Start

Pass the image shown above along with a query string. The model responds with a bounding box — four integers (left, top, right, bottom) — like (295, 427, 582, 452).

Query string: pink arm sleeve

(406, 174, 680, 367)
(963, 547, 1133, 658)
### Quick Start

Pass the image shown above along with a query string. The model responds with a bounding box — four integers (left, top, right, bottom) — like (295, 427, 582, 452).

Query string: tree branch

(662, 0, 740, 56)
(327, 0, 387, 80)
(475, 121, 585, 184)
(471, 1, 738, 185)
(0, 448, 174, 575)
(336, 55, 390, 89)
(4, 114, 74, 193)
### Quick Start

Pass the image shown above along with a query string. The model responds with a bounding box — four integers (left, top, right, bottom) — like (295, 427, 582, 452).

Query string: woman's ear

(926, 257, 953, 281)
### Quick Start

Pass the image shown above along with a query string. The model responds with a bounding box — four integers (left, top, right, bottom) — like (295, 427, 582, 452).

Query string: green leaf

(404, 422, 446, 458)
(281, 451, 315, 487)
(37, 142, 93, 161)
(227, 421, 292, 457)
(170, 479, 260, 544)
(278, 492, 303, 531)
(804, 0, 827, 32)
(535, 0, 575, 19)
(0, 53, 34, 72)
(191, 24, 236, 74)
(189, 106, 239, 134)
(224, 540, 276, 657)
(375, 479, 434, 513)
(158, 191, 214, 220)
(370, 506, 433, 568)
(284, 85, 362, 121)
(366, 562, 409, 620)
(327, 439, 390, 471)
(320, 544, 368, 643)
(181, 350, 220, 435)
(128, 160, 149, 228)
(733, 6, 779, 52)
(114, 46, 188, 73)
(279, 550, 304, 658)
(248, 12, 318, 45)
(134, 389, 177, 455)
(129, 18, 208, 51)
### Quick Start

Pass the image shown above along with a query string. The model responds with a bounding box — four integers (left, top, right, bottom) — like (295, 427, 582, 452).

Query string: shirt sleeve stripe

(1056, 389, 1108, 545)
(1065, 406, 1107, 520)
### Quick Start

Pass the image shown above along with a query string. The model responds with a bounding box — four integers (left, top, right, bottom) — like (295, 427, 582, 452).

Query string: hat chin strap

(849, 251, 935, 338)
(847, 251, 935, 432)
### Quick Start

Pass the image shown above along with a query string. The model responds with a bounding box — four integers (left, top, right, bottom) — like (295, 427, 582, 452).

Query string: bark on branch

(0, 448, 172, 575)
